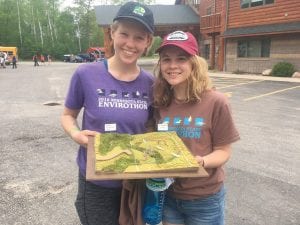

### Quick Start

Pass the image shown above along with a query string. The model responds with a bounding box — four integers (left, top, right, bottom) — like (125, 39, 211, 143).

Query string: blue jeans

(163, 186, 225, 225)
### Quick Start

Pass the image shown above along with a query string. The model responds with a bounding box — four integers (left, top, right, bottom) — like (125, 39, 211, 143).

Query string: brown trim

(222, 30, 300, 38)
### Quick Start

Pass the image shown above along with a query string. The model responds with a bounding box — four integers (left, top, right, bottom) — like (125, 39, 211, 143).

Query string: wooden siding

(199, 0, 213, 15)
(227, 0, 300, 28)
(198, 0, 223, 16)
(201, 13, 221, 31)
(183, 0, 300, 71)
(199, 0, 228, 34)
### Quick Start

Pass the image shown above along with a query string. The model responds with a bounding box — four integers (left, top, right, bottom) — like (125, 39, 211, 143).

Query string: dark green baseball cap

(113, 1, 154, 33)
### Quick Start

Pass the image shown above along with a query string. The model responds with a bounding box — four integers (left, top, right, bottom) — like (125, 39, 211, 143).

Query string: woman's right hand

(71, 129, 97, 149)
(61, 107, 98, 148)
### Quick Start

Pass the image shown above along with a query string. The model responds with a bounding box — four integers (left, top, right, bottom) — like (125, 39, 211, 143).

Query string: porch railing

(200, 13, 221, 30)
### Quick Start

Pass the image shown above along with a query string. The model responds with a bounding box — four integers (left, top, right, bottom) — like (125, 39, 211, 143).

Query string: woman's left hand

(195, 155, 205, 168)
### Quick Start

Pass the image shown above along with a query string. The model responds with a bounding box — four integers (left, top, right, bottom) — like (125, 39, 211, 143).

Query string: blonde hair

(153, 55, 212, 108)
(111, 20, 153, 37)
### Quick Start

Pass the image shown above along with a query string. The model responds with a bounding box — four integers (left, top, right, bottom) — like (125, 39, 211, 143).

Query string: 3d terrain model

(94, 132, 199, 174)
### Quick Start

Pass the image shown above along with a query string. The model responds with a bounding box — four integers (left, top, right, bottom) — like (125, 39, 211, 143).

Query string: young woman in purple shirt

(61, 2, 154, 225)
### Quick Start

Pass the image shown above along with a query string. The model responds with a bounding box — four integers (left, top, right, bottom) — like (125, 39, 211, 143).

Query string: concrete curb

(209, 72, 300, 83)
(137, 58, 300, 83)
(15, 60, 300, 83)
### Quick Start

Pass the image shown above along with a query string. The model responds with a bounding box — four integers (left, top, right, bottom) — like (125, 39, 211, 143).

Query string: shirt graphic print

(160, 116, 205, 139)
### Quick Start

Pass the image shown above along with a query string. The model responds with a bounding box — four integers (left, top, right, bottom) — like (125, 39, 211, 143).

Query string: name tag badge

(157, 123, 168, 131)
(104, 123, 117, 132)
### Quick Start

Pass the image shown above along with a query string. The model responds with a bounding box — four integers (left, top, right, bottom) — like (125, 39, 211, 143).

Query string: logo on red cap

(157, 31, 199, 56)
(166, 31, 188, 41)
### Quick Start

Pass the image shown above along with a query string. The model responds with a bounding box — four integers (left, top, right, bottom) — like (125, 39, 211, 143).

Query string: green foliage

(98, 133, 132, 155)
(111, 0, 153, 4)
(102, 157, 137, 173)
(146, 36, 162, 57)
(147, 150, 164, 164)
(271, 62, 296, 77)
(0, 0, 157, 60)
(0, 0, 104, 60)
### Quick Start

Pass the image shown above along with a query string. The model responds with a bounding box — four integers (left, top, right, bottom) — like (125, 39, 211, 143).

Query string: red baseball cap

(156, 31, 198, 55)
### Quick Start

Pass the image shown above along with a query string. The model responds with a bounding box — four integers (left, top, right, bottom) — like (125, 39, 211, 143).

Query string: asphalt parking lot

(0, 61, 299, 225)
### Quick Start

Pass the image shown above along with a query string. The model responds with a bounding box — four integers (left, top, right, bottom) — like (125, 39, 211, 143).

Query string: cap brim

(113, 16, 154, 33)
(156, 43, 194, 55)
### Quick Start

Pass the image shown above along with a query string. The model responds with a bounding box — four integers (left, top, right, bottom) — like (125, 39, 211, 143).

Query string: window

(206, 7, 212, 15)
(241, 0, 274, 9)
(204, 44, 210, 60)
(192, 0, 201, 4)
(265, 0, 274, 3)
(237, 39, 270, 58)
(251, 0, 263, 7)
(241, 0, 250, 8)
(241, 0, 250, 9)
(261, 39, 271, 57)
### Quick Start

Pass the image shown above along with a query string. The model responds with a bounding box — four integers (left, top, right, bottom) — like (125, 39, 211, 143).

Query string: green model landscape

(94, 132, 199, 173)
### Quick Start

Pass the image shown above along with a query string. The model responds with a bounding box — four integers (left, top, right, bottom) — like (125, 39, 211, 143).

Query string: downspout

(214, 0, 216, 14)
(210, 0, 217, 69)
(213, 0, 216, 70)
(225, 0, 228, 30)
(224, 0, 229, 71)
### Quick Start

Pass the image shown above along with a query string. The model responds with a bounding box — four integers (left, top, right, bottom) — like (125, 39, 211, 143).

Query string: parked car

(63, 54, 72, 62)
(63, 54, 83, 63)
(77, 53, 92, 62)
(73, 55, 83, 63)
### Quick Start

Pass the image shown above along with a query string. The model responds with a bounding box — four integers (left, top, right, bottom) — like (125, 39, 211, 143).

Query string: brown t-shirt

(157, 90, 240, 200)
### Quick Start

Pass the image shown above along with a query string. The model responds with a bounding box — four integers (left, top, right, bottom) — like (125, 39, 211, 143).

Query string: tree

(0, 0, 155, 60)
(110, 0, 153, 4)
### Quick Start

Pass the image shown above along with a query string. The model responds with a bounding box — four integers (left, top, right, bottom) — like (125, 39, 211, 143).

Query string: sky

(60, 0, 176, 9)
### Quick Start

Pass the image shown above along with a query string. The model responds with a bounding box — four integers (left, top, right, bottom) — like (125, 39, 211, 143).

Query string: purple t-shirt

(65, 61, 154, 188)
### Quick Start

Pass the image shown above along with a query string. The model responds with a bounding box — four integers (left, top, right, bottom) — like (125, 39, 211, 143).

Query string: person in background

(40, 54, 45, 65)
(153, 31, 240, 225)
(33, 54, 39, 66)
(60, 2, 154, 225)
(0, 52, 4, 68)
(12, 55, 17, 69)
(47, 55, 52, 64)
(0, 52, 6, 68)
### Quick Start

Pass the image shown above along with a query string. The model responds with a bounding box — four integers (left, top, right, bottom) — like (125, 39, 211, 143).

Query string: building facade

(94, 4, 199, 58)
(94, 1, 300, 73)
(188, 0, 300, 73)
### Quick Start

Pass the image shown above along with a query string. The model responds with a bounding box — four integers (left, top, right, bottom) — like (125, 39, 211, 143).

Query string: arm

(61, 107, 96, 148)
(195, 144, 231, 169)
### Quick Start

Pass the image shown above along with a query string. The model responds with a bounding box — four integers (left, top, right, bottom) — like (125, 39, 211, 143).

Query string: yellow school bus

(0, 46, 18, 64)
